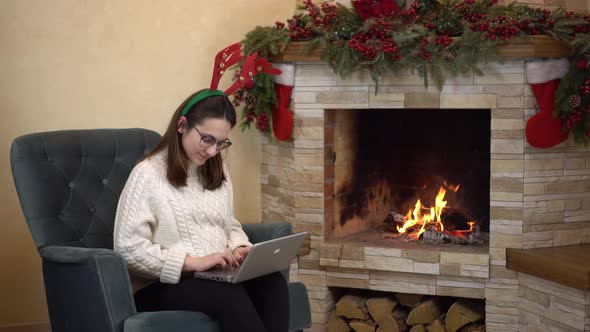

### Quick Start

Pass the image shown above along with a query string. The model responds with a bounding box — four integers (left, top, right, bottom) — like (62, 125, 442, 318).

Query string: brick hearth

(260, 61, 590, 331)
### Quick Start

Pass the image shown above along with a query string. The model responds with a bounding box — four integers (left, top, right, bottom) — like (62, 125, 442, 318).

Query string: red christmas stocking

(525, 59, 569, 148)
(272, 64, 295, 140)
(272, 83, 294, 140)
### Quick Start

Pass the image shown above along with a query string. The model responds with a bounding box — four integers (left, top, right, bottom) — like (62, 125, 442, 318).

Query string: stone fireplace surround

(260, 60, 590, 331)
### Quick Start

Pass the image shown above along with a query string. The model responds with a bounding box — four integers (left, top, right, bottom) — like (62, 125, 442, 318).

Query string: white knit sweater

(114, 151, 251, 291)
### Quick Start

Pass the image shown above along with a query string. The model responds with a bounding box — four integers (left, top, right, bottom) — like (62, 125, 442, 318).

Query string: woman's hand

(183, 251, 240, 272)
(233, 245, 251, 263)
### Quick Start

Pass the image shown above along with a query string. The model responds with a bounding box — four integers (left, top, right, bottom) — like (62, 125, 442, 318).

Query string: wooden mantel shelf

(268, 35, 572, 62)
(506, 245, 590, 290)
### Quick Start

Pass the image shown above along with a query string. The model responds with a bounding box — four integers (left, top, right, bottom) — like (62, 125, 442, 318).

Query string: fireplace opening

(325, 109, 491, 245)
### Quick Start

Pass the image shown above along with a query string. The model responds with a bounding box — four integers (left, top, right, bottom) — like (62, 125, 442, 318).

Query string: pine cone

(569, 94, 582, 109)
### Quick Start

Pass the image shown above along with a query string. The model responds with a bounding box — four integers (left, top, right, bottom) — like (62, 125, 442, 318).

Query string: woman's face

(177, 117, 232, 166)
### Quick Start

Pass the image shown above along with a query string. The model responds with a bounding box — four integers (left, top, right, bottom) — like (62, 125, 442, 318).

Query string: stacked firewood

(327, 293, 485, 332)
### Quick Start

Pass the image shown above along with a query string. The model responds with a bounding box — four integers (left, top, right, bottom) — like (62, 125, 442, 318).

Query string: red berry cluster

(287, 15, 313, 41)
(348, 17, 400, 60)
(349, 34, 377, 60)
(470, 20, 490, 32)
(464, 13, 487, 24)
(462, 9, 522, 40)
(236, 90, 257, 124)
(516, 20, 538, 35)
(565, 111, 584, 129)
(418, 37, 431, 62)
(382, 39, 401, 59)
(579, 59, 590, 94)
(320, 2, 339, 29)
(301, 0, 339, 30)
(486, 21, 520, 40)
(400, 1, 420, 22)
(232, 84, 245, 107)
(435, 34, 453, 48)
(303, 0, 322, 26)
(353, 0, 401, 21)
(514, 10, 555, 35)
(574, 24, 590, 33)
(256, 112, 269, 132)
(246, 110, 256, 123)
(275, 21, 285, 29)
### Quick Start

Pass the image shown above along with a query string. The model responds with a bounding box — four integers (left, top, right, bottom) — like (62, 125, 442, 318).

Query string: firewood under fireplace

(327, 293, 485, 332)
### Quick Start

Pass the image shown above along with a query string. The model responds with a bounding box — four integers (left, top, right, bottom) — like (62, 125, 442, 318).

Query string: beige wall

(0, 0, 294, 326)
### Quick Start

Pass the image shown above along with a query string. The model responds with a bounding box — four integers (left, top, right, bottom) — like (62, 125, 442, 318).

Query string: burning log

(445, 300, 484, 332)
(421, 229, 467, 245)
(420, 227, 488, 245)
(383, 183, 491, 245)
(384, 211, 406, 232)
(440, 207, 476, 231)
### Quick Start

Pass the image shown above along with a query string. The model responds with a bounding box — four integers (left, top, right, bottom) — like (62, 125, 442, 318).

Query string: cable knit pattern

(114, 151, 251, 291)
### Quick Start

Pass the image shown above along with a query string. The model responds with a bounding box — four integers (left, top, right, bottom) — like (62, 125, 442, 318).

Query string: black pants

(134, 272, 289, 332)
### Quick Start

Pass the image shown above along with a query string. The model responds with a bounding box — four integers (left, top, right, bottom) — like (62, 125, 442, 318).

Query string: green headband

(180, 90, 226, 116)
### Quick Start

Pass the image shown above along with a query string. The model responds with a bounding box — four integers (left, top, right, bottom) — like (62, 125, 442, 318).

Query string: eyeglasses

(193, 127, 232, 151)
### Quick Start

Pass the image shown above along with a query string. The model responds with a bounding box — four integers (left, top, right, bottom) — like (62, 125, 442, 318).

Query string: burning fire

(396, 184, 476, 239)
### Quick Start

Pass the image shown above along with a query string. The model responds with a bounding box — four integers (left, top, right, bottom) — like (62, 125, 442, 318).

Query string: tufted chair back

(11, 128, 161, 250)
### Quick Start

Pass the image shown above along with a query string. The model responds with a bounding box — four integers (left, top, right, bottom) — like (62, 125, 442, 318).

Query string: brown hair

(146, 90, 237, 190)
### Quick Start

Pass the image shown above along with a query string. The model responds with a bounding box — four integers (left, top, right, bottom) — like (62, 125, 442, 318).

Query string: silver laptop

(192, 232, 307, 283)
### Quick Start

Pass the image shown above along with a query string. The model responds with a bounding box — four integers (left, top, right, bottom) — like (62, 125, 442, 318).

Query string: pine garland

(235, 0, 590, 143)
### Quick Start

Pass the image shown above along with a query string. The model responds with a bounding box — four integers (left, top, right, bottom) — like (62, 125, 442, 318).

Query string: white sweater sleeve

(114, 161, 186, 284)
(224, 167, 252, 251)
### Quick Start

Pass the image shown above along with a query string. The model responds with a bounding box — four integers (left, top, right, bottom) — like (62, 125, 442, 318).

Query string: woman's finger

(228, 251, 239, 267)
(220, 251, 236, 267)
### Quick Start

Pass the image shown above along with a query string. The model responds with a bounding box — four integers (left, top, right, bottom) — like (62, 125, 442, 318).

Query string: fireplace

(260, 62, 590, 331)
(325, 108, 491, 246)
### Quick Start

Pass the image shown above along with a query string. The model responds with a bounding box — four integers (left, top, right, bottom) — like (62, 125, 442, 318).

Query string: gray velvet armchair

(10, 128, 311, 332)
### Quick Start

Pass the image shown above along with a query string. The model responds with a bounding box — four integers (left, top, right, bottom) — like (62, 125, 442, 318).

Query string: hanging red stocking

(272, 64, 295, 141)
(525, 58, 570, 148)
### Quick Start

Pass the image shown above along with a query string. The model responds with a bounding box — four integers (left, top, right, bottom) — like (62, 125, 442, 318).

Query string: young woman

(114, 89, 289, 332)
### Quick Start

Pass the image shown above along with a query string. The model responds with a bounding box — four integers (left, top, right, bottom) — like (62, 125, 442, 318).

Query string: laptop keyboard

(206, 266, 240, 275)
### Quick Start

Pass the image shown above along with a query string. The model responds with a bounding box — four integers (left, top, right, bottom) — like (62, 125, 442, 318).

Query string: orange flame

(396, 186, 451, 239)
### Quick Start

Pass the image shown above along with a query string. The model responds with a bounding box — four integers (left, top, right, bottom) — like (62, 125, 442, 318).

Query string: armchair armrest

(39, 246, 136, 332)
(242, 221, 292, 244)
